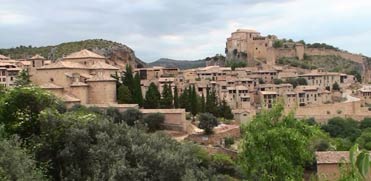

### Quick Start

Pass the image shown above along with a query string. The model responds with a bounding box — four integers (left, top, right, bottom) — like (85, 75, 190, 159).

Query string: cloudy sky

(1, 0, 371, 62)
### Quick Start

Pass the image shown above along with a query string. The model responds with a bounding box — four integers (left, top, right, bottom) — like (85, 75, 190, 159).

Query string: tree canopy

(239, 103, 323, 180)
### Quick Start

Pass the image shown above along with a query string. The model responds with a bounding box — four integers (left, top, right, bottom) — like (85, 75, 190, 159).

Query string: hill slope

(0, 39, 146, 69)
(149, 58, 206, 69)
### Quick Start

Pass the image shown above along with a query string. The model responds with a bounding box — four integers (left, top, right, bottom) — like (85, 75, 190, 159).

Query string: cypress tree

(200, 93, 206, 113)
(206, 86, 218, 116)
(144, 83, 161, 109)
(117, 85, 134, 104)
(179, 87, 190, 112)
(190, 85, 198, 116)
(160, 83, 173, 108)
(218, 99, 234, 119)
(122, 64, 134, 89)
(133, 73, 144, 107)
(173, 85, 179, 108)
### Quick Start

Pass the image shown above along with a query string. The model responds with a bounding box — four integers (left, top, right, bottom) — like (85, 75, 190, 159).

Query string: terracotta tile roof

(19, 61, 31, 66)
(38, 61, 87, 69)
(40, 82, 64, 89)
(62, 94, 80, 102)
(0, 54, 10, 60)
(71, 81, 89, 86)
(30, 54, 45, 60)
(315, 151, 349, 164)
(86, 74, 116, 82)
(89, 61, 119, 70)
(64, 49, 105, 59)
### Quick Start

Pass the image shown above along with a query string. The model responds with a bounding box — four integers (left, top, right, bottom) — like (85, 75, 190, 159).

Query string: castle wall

(304, 48, 365, 64)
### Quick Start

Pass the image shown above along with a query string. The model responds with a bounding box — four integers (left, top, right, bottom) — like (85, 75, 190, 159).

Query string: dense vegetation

(306, 43, 340, 51)
(2, 83, 371, 180)
(0, 86, 242, 180)
(0, 39, 123, 60)
(277, 55, 363, 80)
(149, 58, 206, 69)
(239, 104, 325, 180)
(320, 117, 371, 151)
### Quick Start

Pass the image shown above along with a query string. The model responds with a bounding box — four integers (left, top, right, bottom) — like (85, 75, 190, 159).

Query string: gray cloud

(0, 0, 370, 61)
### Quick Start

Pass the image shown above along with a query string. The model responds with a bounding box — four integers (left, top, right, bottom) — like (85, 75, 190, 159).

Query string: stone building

(0, 62, 20, 87)
(226, 29, 304, 65)
(315, 151, 371, 180)
(226, 29, 276, 63)
(298, 69, 348, 91)
(31, 49, 118, 106)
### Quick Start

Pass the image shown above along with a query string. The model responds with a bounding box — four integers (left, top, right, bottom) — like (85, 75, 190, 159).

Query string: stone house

(31, 49, 118, 106)
(0, 62, 20, 87)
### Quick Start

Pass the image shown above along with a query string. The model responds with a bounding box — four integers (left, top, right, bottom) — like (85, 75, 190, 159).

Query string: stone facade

(30, 49, 119, 105)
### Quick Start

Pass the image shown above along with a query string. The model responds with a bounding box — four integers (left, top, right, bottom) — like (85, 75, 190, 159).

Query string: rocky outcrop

(0, 39, 146, 70)
(92, 44, 147, 70)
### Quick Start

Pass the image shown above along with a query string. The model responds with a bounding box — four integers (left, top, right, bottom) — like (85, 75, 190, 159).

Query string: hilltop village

(2, 29, 371, 179)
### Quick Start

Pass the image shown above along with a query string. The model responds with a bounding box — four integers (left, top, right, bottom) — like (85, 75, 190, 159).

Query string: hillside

(0, 39, 146, 69)
(149, 58, 206, 69)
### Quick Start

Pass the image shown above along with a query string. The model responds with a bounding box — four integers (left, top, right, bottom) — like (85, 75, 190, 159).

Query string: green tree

(117, 85, 134, 104)
(173, 86, 179, 108)
(190, 85, 198, 116)
(142, 113, 164, 132)
(0, 126, 46, 181)
(179, 87, 191, 112)
(321, 117, 361, 142)
(356, 128, 371, 150)
(144, 83, 161, 109)
(14, 69, 31, 86)
(239, 103, 323, 180)
(200, 93, 206, 113)
(218, 99, 234, 120)
(106, 107, 122, 123)
(198, 113, 218, 135)
(34, 109, 208, 180)
(121, 108, 143, 126)
(133, 73, 144, 107)
(360, 118, 371, 129)
(122, 64, 134, 88)
(340, 144, 371, 180)
(206, 87, 218, 116)
(0, 86, 63, 139)
(273, 40, 284, 48)
(160, 83, 173, 108)
(333, 81, 341, 91)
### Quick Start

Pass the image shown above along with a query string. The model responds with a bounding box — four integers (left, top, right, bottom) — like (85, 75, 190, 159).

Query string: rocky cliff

(0, 39, 146, 70)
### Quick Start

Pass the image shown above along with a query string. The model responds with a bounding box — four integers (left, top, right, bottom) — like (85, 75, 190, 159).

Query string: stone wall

(87, 80, 116, 104)
(295, 101, 371, 122)
(304, 48, 365, 64)
(186, 127, 240, 146)
(140, 109, 188, 132)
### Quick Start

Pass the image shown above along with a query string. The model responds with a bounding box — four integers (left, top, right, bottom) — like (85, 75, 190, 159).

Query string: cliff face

(0, 39, 146, 70)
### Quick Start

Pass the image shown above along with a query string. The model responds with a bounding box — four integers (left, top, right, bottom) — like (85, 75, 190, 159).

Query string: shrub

(142, 113, 165, 132)
(198, 113, 218, 135)
(121, 108, 143, 126)
(224, 137, 235, 148)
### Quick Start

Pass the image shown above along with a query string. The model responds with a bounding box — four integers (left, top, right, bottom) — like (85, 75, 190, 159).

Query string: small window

(50, 78, 54, 82)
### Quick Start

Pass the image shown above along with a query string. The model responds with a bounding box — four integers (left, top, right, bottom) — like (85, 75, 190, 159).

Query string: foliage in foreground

(339, 144, 371, 181)
(239, 104, 323, 180)
(0, 126, 46, 181)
